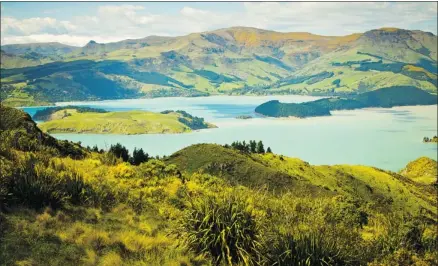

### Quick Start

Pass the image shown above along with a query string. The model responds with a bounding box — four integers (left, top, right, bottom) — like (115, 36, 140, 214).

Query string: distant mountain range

(1, 27, 437, 106)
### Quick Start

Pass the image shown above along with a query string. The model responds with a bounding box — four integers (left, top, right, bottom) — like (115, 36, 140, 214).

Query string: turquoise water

(22, 96, 437, 171)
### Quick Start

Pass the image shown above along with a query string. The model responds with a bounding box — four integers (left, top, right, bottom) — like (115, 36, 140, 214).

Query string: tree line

(224, 140, 272, 154)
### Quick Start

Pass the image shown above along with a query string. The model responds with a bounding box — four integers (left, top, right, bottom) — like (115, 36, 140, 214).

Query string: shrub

(180, 194, 262, 265)
(267, 231, 351, 266)
(7, 154, 91, 209)
(109, 143, 130, 162)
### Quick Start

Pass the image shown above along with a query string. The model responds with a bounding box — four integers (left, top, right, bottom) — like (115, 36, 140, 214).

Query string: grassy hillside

(400, 157, 437, 185)
(1, 27, 436, 106)
(0, 108, 437, 265)
(255, 86, 437, 118)
(37, 109, 216, 134)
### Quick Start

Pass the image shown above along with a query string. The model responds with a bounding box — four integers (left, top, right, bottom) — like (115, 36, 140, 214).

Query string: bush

(109, 143, 129, 162)
(7, 154, 91, 209)
(180, 194, 262, 265)
(267, 231, 352, 266)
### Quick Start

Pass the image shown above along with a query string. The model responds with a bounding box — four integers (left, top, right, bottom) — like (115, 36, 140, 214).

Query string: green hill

(256, 86, 437, 118)
(37, 109, 216, 134)
(1, 27, 436, 106)
(0, 108, 437, 265)
(400, 157, 437, 185)
(167, 143, 436, 215)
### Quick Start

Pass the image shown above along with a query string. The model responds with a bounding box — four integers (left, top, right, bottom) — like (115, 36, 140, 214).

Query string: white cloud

(1, 3, 436, 46)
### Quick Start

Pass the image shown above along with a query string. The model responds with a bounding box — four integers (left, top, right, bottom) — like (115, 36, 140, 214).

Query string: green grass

(400, 157, 437, 185)
(1, 77, 438, 266)
(37, 110, 216, 134)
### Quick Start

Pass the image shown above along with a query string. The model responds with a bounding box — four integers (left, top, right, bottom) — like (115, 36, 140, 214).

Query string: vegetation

(226, 140, 270, 154)
(236, 115, 253, 119)
(400, 157, 437, 185)
(33, 106, 108, 121)
(37, 110, 216, 134)
(1, 27, 436, 106)
(423, 136, 438, 143)
(161, 110, 216, 130)
(1, 106, 437, 265)
(256, 86, 437, 118)
(255, 100, 331, 118)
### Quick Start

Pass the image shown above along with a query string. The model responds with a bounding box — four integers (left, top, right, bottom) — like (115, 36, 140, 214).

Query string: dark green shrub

(109, 143, 130, 162)
(181, 195, 262, 265)
(129, 148, 149, 166)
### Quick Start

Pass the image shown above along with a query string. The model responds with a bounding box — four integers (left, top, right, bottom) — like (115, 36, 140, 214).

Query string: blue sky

(1, 2, 437, 46)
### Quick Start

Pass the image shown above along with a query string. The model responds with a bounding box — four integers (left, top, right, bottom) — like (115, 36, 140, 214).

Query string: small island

(236, 115, 253, 119)
(255, 86, 437, 118)
(36, 107, 216, 134)
(423, 136, 438, 143)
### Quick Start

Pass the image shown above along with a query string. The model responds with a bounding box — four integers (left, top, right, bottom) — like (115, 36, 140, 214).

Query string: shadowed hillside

(1, 27, 436, 106)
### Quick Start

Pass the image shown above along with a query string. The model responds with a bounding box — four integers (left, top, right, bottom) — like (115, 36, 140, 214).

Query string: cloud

(1, 16, 76, 36)
(1, 2, 436, 46)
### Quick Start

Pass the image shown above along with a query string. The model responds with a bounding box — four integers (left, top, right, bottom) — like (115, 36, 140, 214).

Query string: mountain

(1, 27, 437, 106)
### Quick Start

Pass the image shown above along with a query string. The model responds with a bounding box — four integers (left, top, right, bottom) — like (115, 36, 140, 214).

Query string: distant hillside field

(1, 27, 436, 106)
(37, 109, 216, 134)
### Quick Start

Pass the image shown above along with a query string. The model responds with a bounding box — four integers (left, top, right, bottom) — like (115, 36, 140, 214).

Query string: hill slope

(37, 108, 216, 134)
(0, 108, 437, 265)
(167, 143, 436, 216)
(400, 157, 437, 185)
(1, 27, 437, 106)
(255, 86, 437, 118)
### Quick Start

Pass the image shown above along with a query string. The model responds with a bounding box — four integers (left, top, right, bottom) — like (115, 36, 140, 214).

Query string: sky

(1, 2, 437, 47)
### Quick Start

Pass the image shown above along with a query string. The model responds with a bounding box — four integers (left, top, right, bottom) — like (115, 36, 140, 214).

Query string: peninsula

(255, 86, 437, 118)
(36, 107, 216, 134)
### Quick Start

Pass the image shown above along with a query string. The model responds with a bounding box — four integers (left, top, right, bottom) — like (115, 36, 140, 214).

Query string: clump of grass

(267, 230, 353, 266)
(7, 154, 93, 209)
(180, 194, 262, 265)
(98, 251, 122, 266)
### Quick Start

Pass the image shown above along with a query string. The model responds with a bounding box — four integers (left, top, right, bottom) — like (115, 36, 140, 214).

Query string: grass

(1, 106, 437, 265)
(400, 157, 438, 185)
(37, 110, 216, 134)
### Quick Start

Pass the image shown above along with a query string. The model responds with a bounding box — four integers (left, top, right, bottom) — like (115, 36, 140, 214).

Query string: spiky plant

(181, 194, 262, 265)
(268, 231, 349, 266)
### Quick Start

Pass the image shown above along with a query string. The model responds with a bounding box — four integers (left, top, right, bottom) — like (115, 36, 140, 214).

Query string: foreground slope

(1, 27, 436, 106)
(167, 144, 437, 217)
(0, 107, 437, 265)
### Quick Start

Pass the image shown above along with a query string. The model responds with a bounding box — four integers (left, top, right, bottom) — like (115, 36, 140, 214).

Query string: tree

(130, 148, 149, 166)
(266, 147, 272, 153)
(109, 143, 130, 162)
(256, 141, 265, 154)
(250, 140, 257, 153)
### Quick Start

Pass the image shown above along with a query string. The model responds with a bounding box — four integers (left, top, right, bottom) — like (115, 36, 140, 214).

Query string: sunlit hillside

(1, 27, 436, 106)
(1, 105, 437, 265)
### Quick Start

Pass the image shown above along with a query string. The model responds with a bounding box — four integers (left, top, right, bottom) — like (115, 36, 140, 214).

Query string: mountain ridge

(1, 26, 436, 106)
